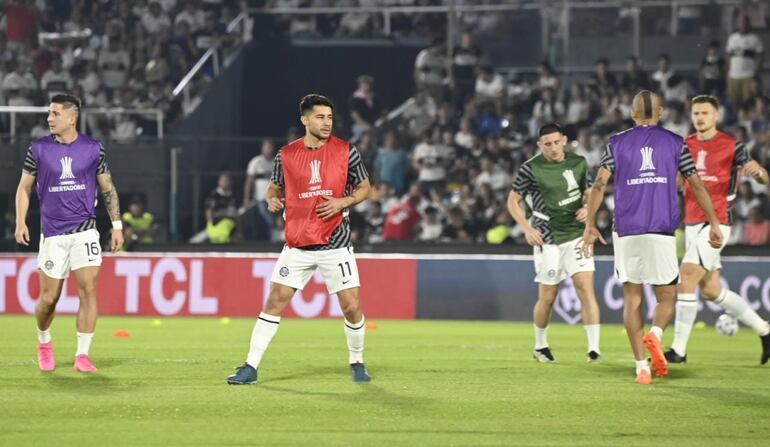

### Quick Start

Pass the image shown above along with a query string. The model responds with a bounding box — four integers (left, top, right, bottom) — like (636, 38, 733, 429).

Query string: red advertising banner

(0, 255, 417, 319)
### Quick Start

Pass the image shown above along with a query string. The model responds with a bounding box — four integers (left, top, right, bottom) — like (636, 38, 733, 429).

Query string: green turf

(0, 316, 768, 446)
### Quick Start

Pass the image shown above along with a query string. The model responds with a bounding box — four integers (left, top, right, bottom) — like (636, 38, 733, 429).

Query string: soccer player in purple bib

(15, 94, 124, 373)
(582, 91, 722, 385)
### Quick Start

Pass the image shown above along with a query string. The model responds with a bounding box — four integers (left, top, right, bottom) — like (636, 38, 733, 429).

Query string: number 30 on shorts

(574, 243, 590, 260)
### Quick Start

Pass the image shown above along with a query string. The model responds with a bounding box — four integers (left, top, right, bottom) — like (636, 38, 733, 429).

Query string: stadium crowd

(0, 0, 249, 141)
(248, 13, 770, 247)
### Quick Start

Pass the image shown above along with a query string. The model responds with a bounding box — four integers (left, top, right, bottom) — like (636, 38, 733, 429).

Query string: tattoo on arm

(591, 178, 606, 191)
(100, 174, 121, 222)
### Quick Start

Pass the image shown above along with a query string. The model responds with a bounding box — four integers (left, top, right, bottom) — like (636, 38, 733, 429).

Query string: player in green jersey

(507, 123, 601, 363)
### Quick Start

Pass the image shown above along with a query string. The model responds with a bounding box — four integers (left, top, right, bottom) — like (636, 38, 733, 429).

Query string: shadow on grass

(246, 366, 434, 409)
(37, 368, 144, 394)
(666, 385, 770, 409)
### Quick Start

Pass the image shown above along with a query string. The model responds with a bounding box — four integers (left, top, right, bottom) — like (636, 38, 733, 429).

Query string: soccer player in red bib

(666, 94, 770, 365)
(228, 94, 372, 385)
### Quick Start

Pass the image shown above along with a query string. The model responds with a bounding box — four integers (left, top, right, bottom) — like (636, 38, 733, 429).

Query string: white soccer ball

(715, 314, 739, 336)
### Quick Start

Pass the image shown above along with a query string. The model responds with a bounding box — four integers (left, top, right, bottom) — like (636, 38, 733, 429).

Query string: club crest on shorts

(44, 260, 54, 271)
(279, 266, 289, 277)
(547, 269, 557, 278)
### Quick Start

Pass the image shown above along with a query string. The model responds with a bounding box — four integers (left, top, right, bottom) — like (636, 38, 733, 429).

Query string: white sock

(37, 327, 51, 344)
(716, 289, 770, 336)
(584, 324, 600, 353)
(534, 325, 549, 350)
(344, 316, 366, 364)
(650, 326, 663, 341)
(76, 332, 94, 356)
(635, 359, 650, 374)
(246, 312, 281, 368)
(671, 293, 698, 355)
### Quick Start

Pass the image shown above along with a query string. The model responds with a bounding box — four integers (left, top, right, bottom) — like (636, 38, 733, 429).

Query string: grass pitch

(0, 316, 768, 446)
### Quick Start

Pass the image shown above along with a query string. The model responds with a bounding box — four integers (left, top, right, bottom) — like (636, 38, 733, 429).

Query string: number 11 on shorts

(338, 261, 352, 278)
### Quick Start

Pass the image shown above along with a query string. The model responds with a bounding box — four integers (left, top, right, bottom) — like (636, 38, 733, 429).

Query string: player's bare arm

(581, 167, 611, 256)
(266, 181, 285, 212)
(742, 160, 769, 185)
(506, 190, 543, 246)
(684, 172, 723, 248)
(14, 172, 36, 246)
(316, 178, 371, 220)
(97, 172, 125, 252)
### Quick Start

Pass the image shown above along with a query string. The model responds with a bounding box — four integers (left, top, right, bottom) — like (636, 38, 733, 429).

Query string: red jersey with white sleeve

(684, 131, 749, 225)
(272, 136, 369, 249)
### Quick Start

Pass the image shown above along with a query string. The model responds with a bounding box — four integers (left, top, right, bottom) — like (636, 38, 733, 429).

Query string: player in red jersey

(666, 95, 770, 365)
(228, 94, 373, 385)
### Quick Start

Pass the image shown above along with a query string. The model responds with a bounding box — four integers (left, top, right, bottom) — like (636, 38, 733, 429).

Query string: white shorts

(682, 224, 731, 272)
(38, 229, 102, 279)
(612, 232, 678, 285)
(534, 236, 595, 285)
(270, 246, 360, 294)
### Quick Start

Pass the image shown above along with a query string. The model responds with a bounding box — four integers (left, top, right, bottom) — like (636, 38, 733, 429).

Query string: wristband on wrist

(112, 220, 123, 230)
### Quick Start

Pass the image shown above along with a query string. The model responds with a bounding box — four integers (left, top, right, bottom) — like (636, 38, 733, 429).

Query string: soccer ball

(715, 314, 739, 336)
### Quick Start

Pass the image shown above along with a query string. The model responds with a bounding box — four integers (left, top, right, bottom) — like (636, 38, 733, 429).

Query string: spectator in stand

(382, 187, 421, 242)
(454, 117, 474, 150)
(744, 206, 770, 245)
(475, 65, 505, 112)
(565, 83, 590, 127)
(413, 128, 450, 196)
(170, 20, 201, 63)
(651, 53, 689, 103)
(98, 39, 131, 93)
(735, 181, 760, 221)
(621, 55, 649, 92)
(337, 4, 372, 38)
(572, 129, 601, 171)
(529, 88, 564, 137)
(145, 43, 171, 84)
(40, 57, 74, 99)
(194, 12, 226, 51)
(441, 207, 475, 242)
(374, 130, 410, 195)
(4, 0, 38, 52)
(588, 57, 617, 98)
(355, 131, 376, 175)
(363, 200, 385, 244)
(176, 0, 207, 32)
(474, 156, 510, 192)
(414, 36, 447, 101)
(122, 197, 159, 250)
(2, 60, 37, 107)
(243, 139, 276, 234)
(486, 210, 514, 244)
(533, 61, 560, 94)
(451, 31, 483, 107)
(662, 102, 690, 138)
(142, 1, 172, 36)
(401, 90, 437, 139)
(726, 14, 764, 111)
(349, 74, 381, 140)
(418, 206, 444, 242)
(700, 40, 725, 96)
(202, 173, 238, 244)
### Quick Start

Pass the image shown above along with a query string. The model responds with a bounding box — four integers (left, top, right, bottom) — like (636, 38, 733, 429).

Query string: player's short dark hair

(692, 94, 719, 109)
(300, 94, 334, 115)
(538, 123, 564, 138)
(51, 93, 82, 112)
